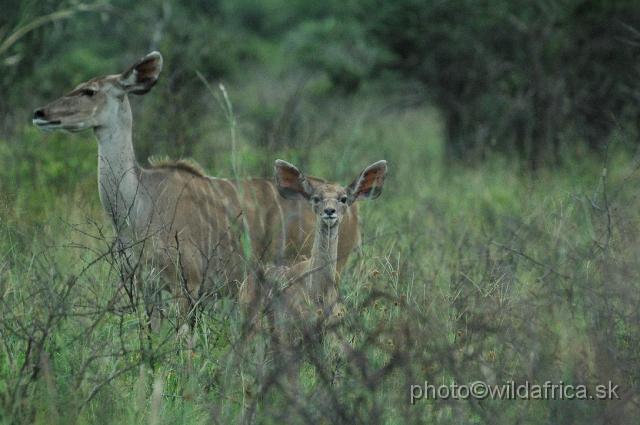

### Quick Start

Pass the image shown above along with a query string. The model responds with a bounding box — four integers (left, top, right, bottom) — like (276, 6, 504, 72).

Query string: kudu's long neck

(93, 96, 141, 231)
(308, 219, 340, 291)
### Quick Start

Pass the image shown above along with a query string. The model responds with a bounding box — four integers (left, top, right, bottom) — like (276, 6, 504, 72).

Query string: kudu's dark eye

(312, 196, 320, 203)
(341, 196, 348, 204)
(82, 88, 97, 97)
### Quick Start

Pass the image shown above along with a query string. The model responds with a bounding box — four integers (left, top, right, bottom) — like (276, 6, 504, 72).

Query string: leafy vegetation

(353, 0, 640, 168)
(2, 1, 640, 424)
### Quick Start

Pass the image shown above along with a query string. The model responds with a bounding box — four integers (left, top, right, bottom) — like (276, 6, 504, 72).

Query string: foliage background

(2, 0, 640, 424)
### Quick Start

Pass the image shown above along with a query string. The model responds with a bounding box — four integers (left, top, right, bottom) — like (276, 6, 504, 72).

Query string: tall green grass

(2, 89, 640, 424)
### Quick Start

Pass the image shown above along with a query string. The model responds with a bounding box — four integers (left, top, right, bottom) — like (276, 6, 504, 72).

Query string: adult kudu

(32, 51, 360, 330)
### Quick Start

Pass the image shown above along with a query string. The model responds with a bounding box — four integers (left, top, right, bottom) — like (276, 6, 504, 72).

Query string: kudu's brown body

(32, 52, 360, 327)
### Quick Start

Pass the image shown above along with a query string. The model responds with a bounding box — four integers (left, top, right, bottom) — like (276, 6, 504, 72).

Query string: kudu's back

(137, 163, 361, 297)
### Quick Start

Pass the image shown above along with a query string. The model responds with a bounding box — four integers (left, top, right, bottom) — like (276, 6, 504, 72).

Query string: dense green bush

(352, 0, 640, 168)
(285, 17, 392, 93)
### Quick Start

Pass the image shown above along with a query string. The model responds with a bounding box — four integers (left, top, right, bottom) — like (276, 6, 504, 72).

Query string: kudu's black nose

(33, 109, 45, 120)
(324, 207, 336, 215)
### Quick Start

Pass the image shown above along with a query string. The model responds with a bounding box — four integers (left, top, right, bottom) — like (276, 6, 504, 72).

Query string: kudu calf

(241, 159, 387, 382)
(32, 52, 360, 331)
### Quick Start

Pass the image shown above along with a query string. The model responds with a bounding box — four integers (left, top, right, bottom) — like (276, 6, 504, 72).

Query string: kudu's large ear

(347, 160, 388, 202)
(118, 51, 163, 95)
(274, 159, 315, 201)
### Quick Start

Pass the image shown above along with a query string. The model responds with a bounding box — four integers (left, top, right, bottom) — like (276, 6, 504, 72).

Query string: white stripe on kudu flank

(267, 181, 286, 254)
